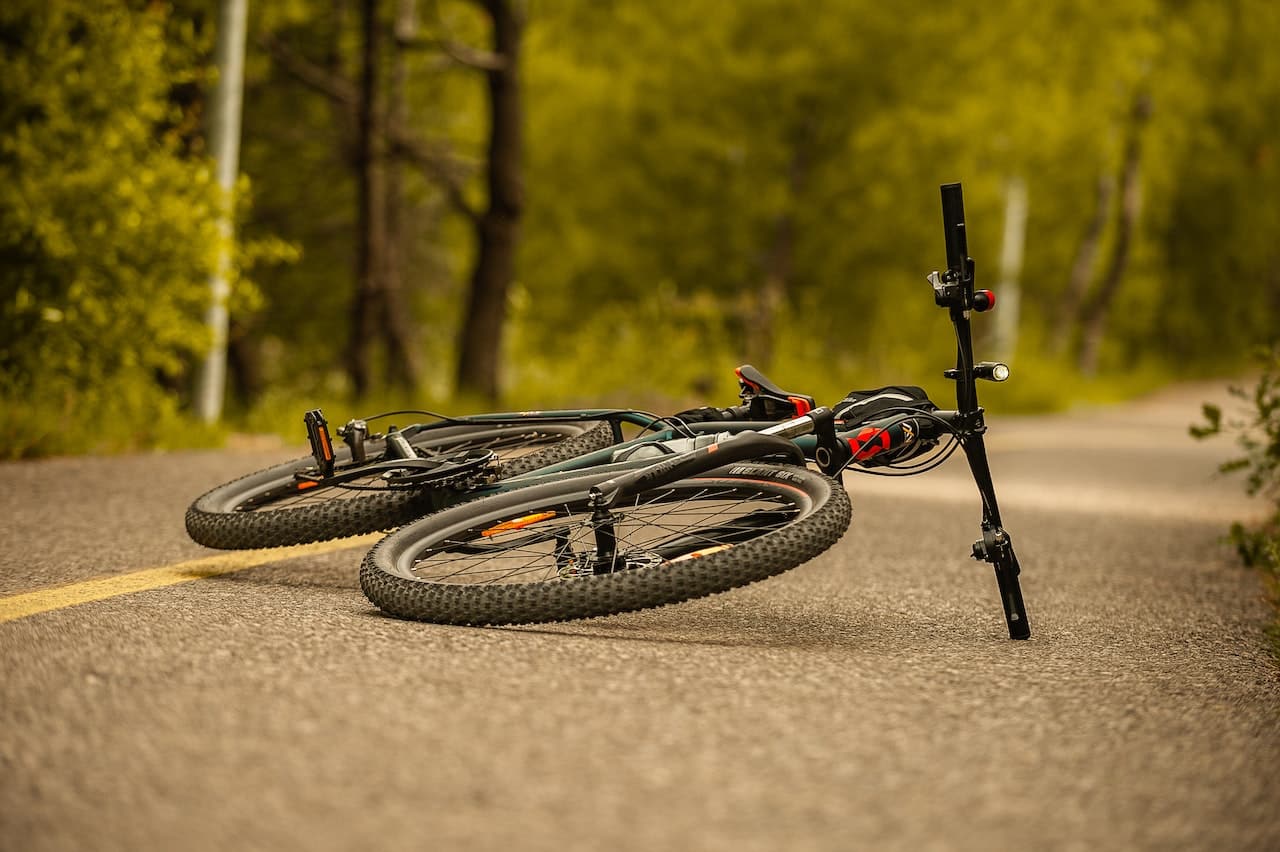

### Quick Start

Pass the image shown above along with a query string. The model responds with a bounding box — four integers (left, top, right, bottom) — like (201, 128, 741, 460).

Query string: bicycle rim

(361, 463, 852, 625)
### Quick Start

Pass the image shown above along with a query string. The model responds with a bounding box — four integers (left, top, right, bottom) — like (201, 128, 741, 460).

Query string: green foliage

(1, 379, 225, 458)
(1192, 343, 1280, 651)
(512, 0, 1279, 394)
(5, 0, 1280, 458)
(0, 1, 290, 457)
(228, 0, 486, 398)
(506, 279, 742, 410)
(1153, 2, 1280, 367)
(1191, 344, 1280, 574)
(0, 2, 219, 454)
(215, 0, 1280, 419)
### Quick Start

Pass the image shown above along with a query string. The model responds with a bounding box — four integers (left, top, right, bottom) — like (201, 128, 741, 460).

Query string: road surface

(1, 382, 1277, 851)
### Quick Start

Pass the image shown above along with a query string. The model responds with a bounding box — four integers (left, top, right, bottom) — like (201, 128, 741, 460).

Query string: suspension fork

(949, 308, 1031, 639)
(959, 428, 1031, 640)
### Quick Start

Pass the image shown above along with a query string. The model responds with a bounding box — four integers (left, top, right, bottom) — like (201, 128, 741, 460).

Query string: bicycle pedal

(303, 409, 336, 477)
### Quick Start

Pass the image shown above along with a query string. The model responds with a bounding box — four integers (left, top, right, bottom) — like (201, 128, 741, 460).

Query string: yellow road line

(0, 535, 380, 625)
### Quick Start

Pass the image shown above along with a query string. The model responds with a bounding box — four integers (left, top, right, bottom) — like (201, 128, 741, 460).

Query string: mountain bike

(186, 183, 1031, 639)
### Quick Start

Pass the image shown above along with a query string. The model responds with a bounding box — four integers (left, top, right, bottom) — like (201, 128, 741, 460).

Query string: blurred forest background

(2, 0, 1278, 457)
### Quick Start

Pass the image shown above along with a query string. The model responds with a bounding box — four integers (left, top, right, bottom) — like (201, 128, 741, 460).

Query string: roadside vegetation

(2, 0, 1279, 457)
(1192, 346, 1280, 646)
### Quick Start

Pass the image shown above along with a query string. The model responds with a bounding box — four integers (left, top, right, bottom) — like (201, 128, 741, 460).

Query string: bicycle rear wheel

(360, 462, 851, 625)
(186, 421, 614, 550)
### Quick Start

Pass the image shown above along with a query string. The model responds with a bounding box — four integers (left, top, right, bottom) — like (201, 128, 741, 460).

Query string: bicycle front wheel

(186, 421, 614, 550)
(360, 462, 851, 625)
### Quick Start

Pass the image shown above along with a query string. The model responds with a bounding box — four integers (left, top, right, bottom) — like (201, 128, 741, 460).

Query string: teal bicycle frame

(398, 404, 960, 497)
(323, 182, 1031, 639)
(374, 182, 1032, 640)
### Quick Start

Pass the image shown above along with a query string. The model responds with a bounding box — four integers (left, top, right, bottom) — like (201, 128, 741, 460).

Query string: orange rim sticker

(668, 544, 732, 563)
(482, 511, 558, 537)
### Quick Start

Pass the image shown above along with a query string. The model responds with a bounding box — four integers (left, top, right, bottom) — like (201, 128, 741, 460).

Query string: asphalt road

(2, 382, 1277, 851)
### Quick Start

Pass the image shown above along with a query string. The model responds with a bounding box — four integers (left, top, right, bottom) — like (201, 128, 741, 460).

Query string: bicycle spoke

(404, 486, 801, 585)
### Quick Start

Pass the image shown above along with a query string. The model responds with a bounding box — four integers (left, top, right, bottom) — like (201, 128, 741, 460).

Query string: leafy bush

(0, 2, 290, 457)
(0, 3, 221, 455)
(1191, 343, 1280, 575)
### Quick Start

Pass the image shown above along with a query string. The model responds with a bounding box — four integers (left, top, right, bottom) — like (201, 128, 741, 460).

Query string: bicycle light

(978, 361, 1011, 381)
(943, 361, 1010, 382)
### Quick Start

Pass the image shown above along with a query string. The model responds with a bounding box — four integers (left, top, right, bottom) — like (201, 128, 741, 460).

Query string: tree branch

(258, 33, 358, 106)
(395, 34, 507, 71)
(387, 133, 480, 223)
(261, 32, 480, 222)
(416, 0, 510, 71)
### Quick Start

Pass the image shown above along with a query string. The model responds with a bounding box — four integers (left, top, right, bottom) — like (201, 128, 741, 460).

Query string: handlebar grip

(846, 413, 941, 465)
(671, 403, 753, 425)
(941, 182, 968, 272)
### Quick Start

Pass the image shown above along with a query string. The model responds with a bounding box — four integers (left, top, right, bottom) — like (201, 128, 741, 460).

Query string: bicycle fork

(943, 305, 1032, 640)
(936, 181, 1031, 640)
(959, 430, 1031, 639)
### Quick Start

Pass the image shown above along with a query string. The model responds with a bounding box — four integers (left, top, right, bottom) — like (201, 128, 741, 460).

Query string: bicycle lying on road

(186, 183, 1032, 639)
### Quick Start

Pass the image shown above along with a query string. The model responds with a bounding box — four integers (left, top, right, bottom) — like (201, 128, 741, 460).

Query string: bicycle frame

(416, 183, 1033, 639)
(302, 183, 1031, 639)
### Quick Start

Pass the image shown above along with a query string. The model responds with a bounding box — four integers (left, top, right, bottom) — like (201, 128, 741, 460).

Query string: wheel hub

(557, 549, 663, 577)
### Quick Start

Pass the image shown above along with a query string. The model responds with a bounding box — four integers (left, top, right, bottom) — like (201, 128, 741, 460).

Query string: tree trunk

(327, 0, 356, 155)
(1078, 93, 1152, 376)
(747, 128, 810, 370)
(347, 0, 388, 397)
(750, 213, 793, 371)
(454, 0, 523, 402)
(1050, 172, 1114, 356)
(992, 174, 1027, 359)
(194, 0, 248, 423)
(226, 319, 263, 405)
(379, 0, 421, 390)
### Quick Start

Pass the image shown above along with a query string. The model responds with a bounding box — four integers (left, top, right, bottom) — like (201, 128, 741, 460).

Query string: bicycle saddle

(735, 365, 816, 419)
